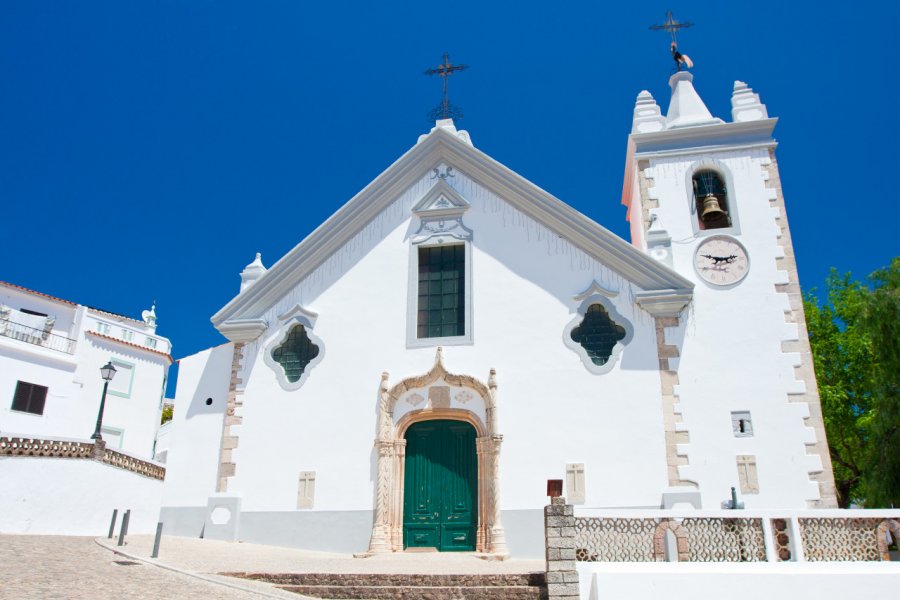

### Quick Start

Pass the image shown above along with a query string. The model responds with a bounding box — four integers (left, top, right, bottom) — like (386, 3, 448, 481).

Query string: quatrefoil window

(272, 324, 320, 383)
(570, 304, 627, 366)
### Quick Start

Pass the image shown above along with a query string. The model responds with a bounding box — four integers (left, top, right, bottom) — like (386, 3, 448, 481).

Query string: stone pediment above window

(411, 177, 473, 245)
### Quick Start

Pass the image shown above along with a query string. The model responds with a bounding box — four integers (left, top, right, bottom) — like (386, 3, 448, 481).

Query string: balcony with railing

(0, 317, 76, 354)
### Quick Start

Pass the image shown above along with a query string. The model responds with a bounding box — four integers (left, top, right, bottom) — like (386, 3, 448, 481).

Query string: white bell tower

(622, 70, 838, 508)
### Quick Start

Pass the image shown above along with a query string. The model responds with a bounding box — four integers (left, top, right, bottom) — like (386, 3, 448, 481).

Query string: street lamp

(91, 361, 118, 441)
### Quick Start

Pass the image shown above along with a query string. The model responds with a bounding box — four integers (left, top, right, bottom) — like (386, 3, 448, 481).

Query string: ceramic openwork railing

(571, 509, 900, 563)
(0, 436, 165, 481)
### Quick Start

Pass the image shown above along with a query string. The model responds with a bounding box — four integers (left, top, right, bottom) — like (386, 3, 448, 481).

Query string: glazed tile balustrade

(0, 436, 165, 480)
(568, 509, 900, 563)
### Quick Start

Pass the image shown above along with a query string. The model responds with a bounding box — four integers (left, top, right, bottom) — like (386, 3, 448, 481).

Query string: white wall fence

(571, 508, 900, 564)
(549, 507, 900, 600)
(0, 435, 165, 535)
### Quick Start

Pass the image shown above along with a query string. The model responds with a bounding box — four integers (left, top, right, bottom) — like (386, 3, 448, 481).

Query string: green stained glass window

(570, 304, 626, 366)
(417, 245, 465, 338)
(272, 325, 320, 383)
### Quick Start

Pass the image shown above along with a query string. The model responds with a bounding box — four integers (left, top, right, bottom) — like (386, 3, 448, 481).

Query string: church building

(160, 68, 836, 559)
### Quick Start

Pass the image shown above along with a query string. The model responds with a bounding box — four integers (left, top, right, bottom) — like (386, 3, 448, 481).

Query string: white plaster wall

(161, 343, 232, 508)
(644, 148, 821, 507)
(578, 562, 900, 600)
(224, 166, 670, 515)
(0, 456, 163, 535)
(0, 287, 169, 460)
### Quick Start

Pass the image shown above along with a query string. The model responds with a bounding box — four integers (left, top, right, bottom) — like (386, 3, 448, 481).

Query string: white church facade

(161, 70, 836, 558)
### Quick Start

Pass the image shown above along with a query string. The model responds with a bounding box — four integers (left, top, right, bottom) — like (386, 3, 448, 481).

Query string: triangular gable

(212, 127, 693, 333)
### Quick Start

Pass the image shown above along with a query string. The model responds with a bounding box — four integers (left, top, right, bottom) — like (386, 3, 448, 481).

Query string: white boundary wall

(577, 562, 900, 600)
(0, 455, 163, 535)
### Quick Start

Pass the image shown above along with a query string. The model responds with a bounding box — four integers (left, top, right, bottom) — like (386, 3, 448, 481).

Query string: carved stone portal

(367, 347, 508, 557)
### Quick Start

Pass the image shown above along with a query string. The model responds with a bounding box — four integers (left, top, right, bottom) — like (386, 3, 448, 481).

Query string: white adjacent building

(161, 70, 836, 558)
(0, 281, 172, 459)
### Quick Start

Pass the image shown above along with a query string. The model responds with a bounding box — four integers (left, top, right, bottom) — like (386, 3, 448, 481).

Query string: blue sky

(2, 2, 898, 382)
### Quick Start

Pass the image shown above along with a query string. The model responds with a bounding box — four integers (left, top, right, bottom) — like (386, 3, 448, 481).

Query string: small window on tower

(731, 411, 753, 437)
(693, 170, 730, 230)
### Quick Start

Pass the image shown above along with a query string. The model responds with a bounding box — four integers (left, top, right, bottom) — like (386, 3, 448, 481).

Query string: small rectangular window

(731, 411, 753, 437)
(417, 245, 465, 339)
(11, 381, 48, 415)
(96, 322, 110, 335)
(121, 329, 134, 342)
(145, 337, 157, 349)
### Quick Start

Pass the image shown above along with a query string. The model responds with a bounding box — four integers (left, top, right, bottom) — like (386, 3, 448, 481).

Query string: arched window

(692, 170, 730, 230)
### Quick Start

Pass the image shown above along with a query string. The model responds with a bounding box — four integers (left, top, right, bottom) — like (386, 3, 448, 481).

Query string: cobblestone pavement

(0, 535, 297, 600)
(0, 534, 544, 599)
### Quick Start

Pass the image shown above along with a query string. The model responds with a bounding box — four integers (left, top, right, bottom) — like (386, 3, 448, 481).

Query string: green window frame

(416, 245, 466, 339)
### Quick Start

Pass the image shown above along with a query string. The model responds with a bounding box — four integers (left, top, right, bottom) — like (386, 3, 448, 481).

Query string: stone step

(279, 584, 547, 600)
(224, 572, 546, 588)
(222, 572, 549, 600)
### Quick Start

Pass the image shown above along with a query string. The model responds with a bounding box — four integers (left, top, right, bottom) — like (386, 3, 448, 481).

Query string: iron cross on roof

(650, 10, 695, 71)
(425, 52, 468, 122)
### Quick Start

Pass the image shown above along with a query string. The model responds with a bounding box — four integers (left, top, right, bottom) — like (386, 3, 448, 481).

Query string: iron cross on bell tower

(650, 10, 695, 71)
(425, 52, 468, 122)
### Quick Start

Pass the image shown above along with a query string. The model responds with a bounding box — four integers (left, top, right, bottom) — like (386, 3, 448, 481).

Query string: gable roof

(212, 126, 693, 332)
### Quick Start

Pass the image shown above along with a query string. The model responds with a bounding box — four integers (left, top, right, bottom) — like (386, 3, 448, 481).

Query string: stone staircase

(223, 572, 548, 599)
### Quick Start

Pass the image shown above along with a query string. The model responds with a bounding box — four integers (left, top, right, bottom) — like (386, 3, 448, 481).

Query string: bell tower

(621, 70, 838, 508)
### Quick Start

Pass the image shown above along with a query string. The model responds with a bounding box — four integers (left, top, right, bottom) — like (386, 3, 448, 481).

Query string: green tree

(805, 258, 900, 507)
(860, 258, 900, 506)
(160, 404, 173, 425)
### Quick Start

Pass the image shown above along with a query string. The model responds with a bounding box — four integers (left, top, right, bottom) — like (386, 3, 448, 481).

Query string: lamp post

(91, 361, 117, 441)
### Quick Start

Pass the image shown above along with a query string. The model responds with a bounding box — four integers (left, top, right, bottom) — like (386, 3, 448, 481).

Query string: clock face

(693, 236, 749, 286)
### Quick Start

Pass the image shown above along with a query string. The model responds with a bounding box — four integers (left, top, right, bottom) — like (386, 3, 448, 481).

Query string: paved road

(0, 535, 291, 600)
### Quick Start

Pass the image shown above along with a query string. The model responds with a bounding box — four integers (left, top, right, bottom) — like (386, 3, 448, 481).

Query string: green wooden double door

(403, 419, 478, 551)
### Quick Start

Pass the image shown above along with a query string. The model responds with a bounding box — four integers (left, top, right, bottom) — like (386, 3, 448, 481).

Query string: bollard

(107, 509, 118, 539)
(117, 509, 131, 547)
(151, 522, 163, 558)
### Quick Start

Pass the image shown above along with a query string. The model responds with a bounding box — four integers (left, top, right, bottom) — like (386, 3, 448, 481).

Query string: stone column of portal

(487, 434, 509, 556)
(368, 440, 395, 553)
(475, 436, 489, 552)
(368, 372, 394, 554)
(390, 439, 406, 551)
(484, 368, 508, 556)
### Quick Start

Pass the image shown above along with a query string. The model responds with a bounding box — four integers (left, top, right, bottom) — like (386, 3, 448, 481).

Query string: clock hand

(702, 254, 738, 265)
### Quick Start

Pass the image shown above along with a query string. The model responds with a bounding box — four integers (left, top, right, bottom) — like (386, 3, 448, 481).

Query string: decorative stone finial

(632, 91, 667, 134)
(731, 80, 768, 122)
(141, 302, 157, 331)
(666, 72, 723, 129)
(240, 252, 267, 293)
(488, 368, 497, 390)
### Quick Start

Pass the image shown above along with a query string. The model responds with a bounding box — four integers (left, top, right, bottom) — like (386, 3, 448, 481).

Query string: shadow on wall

(185, 345, 232, 421)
